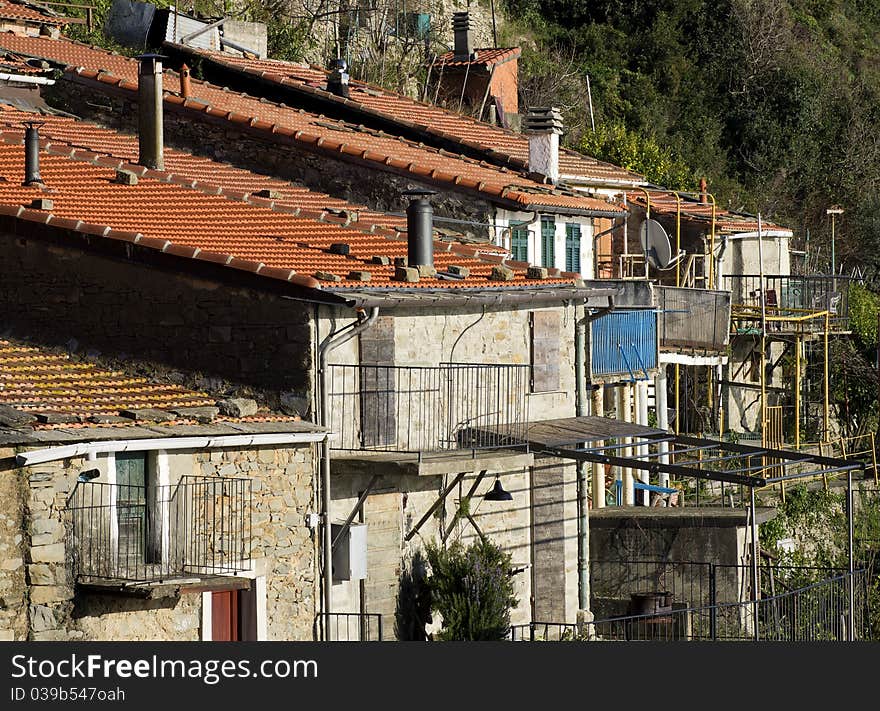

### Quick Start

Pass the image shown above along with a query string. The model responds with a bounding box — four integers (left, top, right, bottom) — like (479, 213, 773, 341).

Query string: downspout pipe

(575, 293, 615, 611)
(316, 305, 379, 638)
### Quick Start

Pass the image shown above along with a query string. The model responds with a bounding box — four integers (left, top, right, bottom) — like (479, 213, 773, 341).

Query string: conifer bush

(424, 538, 517, 641)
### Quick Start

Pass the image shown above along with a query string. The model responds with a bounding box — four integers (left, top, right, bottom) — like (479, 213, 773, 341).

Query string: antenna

(638, 218, 682, 269)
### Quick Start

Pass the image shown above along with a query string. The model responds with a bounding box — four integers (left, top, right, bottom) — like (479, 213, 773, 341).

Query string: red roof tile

(0, 0, 68, 25)
(0, 125, 575, 289)
(434, 47, 521, 67)
(0, 338, 308, 429)
(167, 43, 644, 187)
(626, 190, 793, 235)
(0, 35, 628, 212)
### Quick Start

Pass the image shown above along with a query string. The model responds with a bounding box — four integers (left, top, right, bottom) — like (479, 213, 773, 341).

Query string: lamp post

(826, 205, 844, 275)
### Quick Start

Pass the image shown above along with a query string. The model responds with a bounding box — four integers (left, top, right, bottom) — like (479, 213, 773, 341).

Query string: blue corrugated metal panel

(590, 309, 658, 379)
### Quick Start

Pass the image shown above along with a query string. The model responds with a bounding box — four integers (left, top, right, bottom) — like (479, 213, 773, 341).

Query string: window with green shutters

(541, 216, 555, 268)
(565, 223, 581, 273)
(510, 225, 529, 262)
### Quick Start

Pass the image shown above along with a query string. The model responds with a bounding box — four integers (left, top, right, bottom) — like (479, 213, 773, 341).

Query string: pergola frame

(479, 416, 864, 640)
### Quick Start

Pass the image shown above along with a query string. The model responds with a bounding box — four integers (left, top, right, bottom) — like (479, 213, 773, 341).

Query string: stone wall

(0, 449, 28, 640)
(0, 235, 314, 407)
(194, 444, 318, 640)
(46, 77, 496, 229)
(0, 441, 318, 641)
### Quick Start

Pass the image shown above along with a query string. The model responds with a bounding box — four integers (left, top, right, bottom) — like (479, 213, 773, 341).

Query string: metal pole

(824, 311, 830, 440)
(586, 74, 595, 132)
(758, 215, 767, 452)
(847, 469, 855, 641)
(591, 386, 605, 507)
(831, 214, 836, 276)
(575, 304, 589, 609)
(750, 485, 759, 641)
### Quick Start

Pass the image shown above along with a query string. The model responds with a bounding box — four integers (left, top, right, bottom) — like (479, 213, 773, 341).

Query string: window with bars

(541, 216, 556, 268)
(565, 223, 581, 273)
(510, 225, 529, 262)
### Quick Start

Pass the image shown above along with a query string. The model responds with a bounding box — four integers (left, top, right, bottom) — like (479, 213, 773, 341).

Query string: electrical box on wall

(331, 523, 368, 582)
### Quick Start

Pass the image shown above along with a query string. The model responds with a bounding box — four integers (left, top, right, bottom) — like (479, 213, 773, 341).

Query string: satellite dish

(639, 218, 677, 269)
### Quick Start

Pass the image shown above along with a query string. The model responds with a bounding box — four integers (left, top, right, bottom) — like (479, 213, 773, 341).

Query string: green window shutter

(541, 217, 555, 268)
(510, 226, 528, 262)
(565, 223, 581, 273)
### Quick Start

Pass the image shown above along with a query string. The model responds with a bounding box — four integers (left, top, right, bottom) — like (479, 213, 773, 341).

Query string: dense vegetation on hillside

(501, 0, 880, 277)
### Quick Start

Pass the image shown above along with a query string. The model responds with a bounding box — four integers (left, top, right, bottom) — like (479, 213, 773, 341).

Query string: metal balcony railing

(723, 274, 851, 331)
(318, 613, 384, 641)
(325, 362, 530, 452)
(68, 476, 252, 583)
(655, 286, 731, 352)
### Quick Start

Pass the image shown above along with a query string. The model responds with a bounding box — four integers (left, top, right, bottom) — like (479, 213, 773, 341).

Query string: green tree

(424, 538, 517, 641)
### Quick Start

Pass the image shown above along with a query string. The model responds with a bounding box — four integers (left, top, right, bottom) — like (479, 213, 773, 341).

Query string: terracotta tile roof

(0, 127, 577, 289)
(167, 43, 644, 188)
(0, 338, 310, 431)
(0, 33, 630, 209)
(0, 338, 211, 419)
(626, 190, 793, 236)
(434, 47, 521, 67)
(0, 0, 68, 25)
(0, 104, 403, 231)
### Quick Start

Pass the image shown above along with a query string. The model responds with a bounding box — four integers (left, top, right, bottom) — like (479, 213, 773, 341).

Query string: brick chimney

(180, 63, 191, 99)
(136, 53, 165, 170)
(699, 177, 708, 204)
(524, 107, 564, 184)
(453, 12, 475, 61)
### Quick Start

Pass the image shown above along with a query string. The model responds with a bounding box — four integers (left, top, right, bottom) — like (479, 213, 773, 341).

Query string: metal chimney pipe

(137, 53, 166, 170)
(22, 121, 43, 186)
(404, 189, 436, 269)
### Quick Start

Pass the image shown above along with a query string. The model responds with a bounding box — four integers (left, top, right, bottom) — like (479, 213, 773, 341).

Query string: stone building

(0, 96, 622, 638)
(0, 337, 327, 642)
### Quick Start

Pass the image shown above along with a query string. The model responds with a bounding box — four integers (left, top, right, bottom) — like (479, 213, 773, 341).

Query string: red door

(211, 590, 240, 641)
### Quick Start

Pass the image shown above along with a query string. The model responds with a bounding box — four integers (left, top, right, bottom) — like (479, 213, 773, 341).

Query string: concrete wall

(0, 234, 314, 409)
(589, 509, 752, 619)
(0, 442, 318, 641)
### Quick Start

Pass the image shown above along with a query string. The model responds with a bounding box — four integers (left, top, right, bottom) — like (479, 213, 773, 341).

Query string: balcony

(655, 286, 731, 353)
(723, 275, 851, 335)
(68, 476, 252, 586)
(325, 363, 530, 453)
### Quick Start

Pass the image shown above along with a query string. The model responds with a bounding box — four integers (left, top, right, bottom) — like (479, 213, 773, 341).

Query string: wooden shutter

(359, 316, 396, 447)
(530, 310, 560, 392)
(541, 217, 556, 268)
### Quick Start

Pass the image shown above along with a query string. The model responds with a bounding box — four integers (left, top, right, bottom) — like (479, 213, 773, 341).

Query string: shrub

(424, 537, 517, 641)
